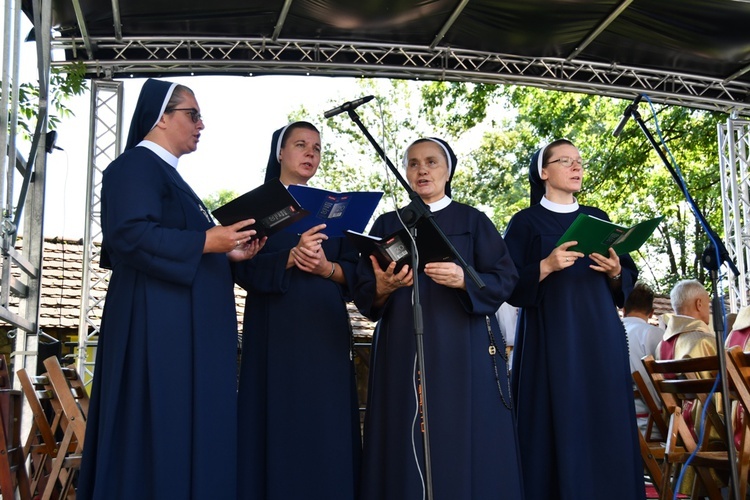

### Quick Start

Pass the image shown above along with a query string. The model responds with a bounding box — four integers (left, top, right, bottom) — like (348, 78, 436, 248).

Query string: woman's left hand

(588, 247, 622, 279)
(227, 236, 267, 262)
(292, 240, 330, 275)
(424, 262, 465, 290)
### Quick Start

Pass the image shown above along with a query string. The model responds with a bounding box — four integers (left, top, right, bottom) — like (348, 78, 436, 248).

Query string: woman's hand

(371, 256, 413, 307)
(227, 236, 267, 262)
(289, 224, 331, 276)
(424, 262, 465, 289)
(204, 218, 258, 254)
(589, 247, 622, 279)
(539, 240, 585, 281)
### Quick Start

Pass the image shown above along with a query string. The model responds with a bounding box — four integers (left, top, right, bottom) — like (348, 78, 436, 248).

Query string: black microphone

(612, 94, 643, 138)
(324, 95, 375, 118)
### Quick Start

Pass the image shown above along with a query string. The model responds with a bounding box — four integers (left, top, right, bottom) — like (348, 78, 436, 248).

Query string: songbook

(555, 213, 664, 256)
(345, 216, 454, 272)
(211, 178, 310, 239)
(283, 184, 383, 237)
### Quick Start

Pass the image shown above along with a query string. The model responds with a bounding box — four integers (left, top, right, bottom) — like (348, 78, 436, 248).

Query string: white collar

(540, 195, 579, 213)
(137, 140, 179, 169)
(428, 196, 452, 212)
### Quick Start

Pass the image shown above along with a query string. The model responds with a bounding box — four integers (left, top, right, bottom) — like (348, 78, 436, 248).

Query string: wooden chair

(633, 370, 671, 495)
(39, 356, 89, 499)
(0, 355, 31, 499)
(723, 346, 750, 499)
(642, 354, 731, 500)
(18, 367, 76, 498)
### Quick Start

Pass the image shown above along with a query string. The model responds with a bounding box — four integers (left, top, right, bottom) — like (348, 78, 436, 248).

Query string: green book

(555, 214, 664, 256)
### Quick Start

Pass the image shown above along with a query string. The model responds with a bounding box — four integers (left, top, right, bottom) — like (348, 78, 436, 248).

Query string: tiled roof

(8, 237, 377, 337)
(11, 237, 685, 338)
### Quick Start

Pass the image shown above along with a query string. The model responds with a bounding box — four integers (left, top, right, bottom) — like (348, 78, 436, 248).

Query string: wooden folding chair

(0, 355, 31, 499)
(642, 354, 730, 500)
(633, 370, 671, 495)
(723, 346, 750, 499)
(18, 367, 76, 499)
(39, 356, 89, 499)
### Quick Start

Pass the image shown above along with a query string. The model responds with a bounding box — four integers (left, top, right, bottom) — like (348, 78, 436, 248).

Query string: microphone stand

(620, 96, 741, 500)
(342, 107, 485, 500)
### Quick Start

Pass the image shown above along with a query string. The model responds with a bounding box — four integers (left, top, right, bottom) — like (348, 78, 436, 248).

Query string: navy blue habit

(504, 201, 646, 500)
(234, 125, 362, 500)
(77, 79, 239, 499)
(354, 201, 524, 500)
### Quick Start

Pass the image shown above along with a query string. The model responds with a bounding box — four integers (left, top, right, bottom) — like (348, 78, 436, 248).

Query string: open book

(345, 217, 454, 272)
(555, 213, 664, 256)
(283, 184, 383, 237)
(211, 178, 309, 239)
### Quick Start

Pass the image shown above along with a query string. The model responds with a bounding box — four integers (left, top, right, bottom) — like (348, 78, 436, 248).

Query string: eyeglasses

(165, 107, 203, 124)
(546, 156, 584, 168)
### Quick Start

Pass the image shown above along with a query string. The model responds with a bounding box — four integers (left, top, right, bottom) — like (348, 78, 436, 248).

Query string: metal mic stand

(621, 96, 741, 500)
(342, 107, 485, 500)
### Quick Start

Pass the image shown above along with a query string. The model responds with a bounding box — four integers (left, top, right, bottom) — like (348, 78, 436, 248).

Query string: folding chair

(633, 370, 671, 496)
(18, 367, 76, 498)
(39, 356, 88, 499)
(0, 355, 31, 499)
(642, 354, 730, 500)
(723, 346, 750, 498)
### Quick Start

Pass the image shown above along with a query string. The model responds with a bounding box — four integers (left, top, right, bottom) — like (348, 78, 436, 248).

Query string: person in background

(354, 137, 523, 500)
(78, 78, 263, 499)
(622, 281, 664, 437)
(503, 138, 645, 500)
(495, 302, 518, 365)
(656, 279, 714, 363)
(235, 121, 361, 500)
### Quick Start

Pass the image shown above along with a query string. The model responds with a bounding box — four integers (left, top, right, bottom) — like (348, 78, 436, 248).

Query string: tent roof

(34, 0, 750, 114)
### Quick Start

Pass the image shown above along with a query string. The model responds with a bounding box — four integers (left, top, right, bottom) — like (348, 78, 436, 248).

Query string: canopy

(32, 0, 750, 114)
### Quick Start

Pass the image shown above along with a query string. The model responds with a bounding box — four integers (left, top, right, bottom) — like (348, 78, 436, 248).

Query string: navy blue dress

(354, 201, 523, 500)
(78, 147, 239, 499)
(235, 230, 361, 500)
(504, 203, 645, 500)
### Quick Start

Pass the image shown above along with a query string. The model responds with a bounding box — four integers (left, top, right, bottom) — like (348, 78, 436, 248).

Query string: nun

(78, 78, 262, 499)
(353, 137, 523, 499)
(234, 121, 362, 500)
(503, 138, 645, 499)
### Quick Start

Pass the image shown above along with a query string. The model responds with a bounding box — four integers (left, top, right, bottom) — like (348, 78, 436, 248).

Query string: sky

(39, 74, 364, 239)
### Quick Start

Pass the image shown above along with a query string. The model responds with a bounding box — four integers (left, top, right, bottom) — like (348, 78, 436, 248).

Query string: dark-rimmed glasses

(165, 107, 203, 124)
(546, 156, 584, 168)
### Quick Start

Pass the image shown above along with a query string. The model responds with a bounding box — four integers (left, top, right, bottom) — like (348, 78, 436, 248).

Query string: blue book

(284, 184, 383, 237)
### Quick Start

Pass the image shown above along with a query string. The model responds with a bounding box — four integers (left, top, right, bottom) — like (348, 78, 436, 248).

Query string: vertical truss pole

(77, 79, 121, 388)
(719, 117, 750, 309)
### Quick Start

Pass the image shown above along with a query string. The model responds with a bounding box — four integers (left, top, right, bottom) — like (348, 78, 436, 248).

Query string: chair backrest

(0, 355, 30, 499)
(633, 369, 668, 439)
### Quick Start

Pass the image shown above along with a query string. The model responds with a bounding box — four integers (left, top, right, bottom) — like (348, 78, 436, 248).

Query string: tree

(283, 78, 726, 293)
(9, 63, 88, 141)
(202, 189, 239, 212)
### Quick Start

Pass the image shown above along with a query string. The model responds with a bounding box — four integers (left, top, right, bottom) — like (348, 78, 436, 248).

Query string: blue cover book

(284, 184, 383, 237)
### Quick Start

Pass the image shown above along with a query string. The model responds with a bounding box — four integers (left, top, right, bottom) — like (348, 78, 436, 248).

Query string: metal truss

(719, 117, 750, 310)
(76, 80, 121, 388)
(50, 37, 750, 116)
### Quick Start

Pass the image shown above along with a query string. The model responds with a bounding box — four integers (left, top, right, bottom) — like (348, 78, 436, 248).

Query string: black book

(211, 178, 310, 239)
(345, 216, 454, 272)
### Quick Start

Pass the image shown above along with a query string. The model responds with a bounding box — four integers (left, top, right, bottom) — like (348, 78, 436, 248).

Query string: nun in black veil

(503, 138, 644, 499)
(234, 121, 362, 499)
(78, 78, 263, 499)
(352, 137, 523, 499)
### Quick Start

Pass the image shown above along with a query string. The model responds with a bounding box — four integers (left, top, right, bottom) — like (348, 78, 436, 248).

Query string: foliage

(202, 189, 239, 212)
(8, 62, 88, 141)
(269, 78, 727, 294)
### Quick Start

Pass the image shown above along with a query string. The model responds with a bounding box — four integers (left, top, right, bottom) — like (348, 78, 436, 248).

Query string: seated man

(656, 279, 715, 362)
(622, 281, 664, 437)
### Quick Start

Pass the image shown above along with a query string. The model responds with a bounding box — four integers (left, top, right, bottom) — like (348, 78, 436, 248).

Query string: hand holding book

(555, 213, 664, 256)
